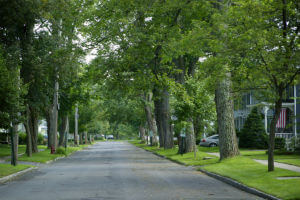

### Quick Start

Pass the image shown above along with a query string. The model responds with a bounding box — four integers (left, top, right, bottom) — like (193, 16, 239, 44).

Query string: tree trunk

(24, 106, 32, 157)
(49, 81, 59, 149)
(74, 106, 78, 145)
(11, 123, 18, 166)
(154, 96, 164, 147)
(139, 125, 146, 143)
(79, 132, 83, 144)
(46, 109, 51, 148)
(215, 72, 239, 160)
(59, 115, 68, 146)
(23, 106, 38, 153)
(161, 89, 173, 149)
(184, 119, 196, 153)
(84, 132, 88, 144)
(143, 92, 158, 146)
(30, 107, 38, 153)
(268, 88, 283, 171)
(193, 116, 203, 141)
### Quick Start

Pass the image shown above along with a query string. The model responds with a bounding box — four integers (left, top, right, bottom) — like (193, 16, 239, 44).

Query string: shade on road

(0, 141, 262, 200)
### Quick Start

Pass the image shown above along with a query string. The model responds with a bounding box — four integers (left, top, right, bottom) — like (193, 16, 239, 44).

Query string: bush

(275, 137, 285, 149)
(239, 107, 268, 149)
(37, 133, 44, 145)
(55, 147, 67, 155)
(18, 132, 27, 144)
(0, 132, 7, 140)
(18, 132, 45, 145)
(289, 137, 300, 153)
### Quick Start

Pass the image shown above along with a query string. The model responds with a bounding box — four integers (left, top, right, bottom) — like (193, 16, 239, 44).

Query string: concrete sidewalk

(206, 152, 300, 173)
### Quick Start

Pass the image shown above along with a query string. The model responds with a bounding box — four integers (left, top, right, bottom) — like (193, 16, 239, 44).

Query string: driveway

(0, 141, 262, 200)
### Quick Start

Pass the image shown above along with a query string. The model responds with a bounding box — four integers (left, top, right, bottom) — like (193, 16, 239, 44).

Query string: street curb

(0, 167, 37, 184)
(198, 168, 281, 200)
(45, 156, 65, 164)
(132, 144, 280, 200)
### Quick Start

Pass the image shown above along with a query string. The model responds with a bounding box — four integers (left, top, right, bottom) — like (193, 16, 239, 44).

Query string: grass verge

(0, 144, 26, 158)
(199, 146, 300, 167)
(129, 140, 219, 166)
(202, 156, 300, 200)
(0, 163, 32, 178)
(17, 145, 89, 163)
(130, 140, 300, 200)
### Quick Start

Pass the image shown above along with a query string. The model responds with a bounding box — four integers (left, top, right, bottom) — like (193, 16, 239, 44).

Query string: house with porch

(234, 85, 300, 140)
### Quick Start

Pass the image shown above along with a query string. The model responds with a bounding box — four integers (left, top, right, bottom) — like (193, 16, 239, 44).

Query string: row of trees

(0, 0, 93, 165)
(1, 0, 299, 173)
(84, 0, 299, 172)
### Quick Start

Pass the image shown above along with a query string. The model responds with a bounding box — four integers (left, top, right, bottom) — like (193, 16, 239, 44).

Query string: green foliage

(37, 133, 44, 145)
(0, 132, 8, 142)
(18, 132, 27, 145)
(0, 164, 31, 178)
(18, 132, 44, 145)
(275, 137, 286, 150)
(203, 156, 300, 200)
(290, 137, 300, 153)
(0, 48, 24, 129)
(55, 147, 67, 156)
(239, 107, 268, 149)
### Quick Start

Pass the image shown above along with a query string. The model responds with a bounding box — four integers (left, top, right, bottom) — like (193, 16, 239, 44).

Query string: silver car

(199, 135, 219, 147)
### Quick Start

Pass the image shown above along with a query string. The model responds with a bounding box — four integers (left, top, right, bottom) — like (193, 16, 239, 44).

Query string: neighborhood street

(0, 142, 262, 200)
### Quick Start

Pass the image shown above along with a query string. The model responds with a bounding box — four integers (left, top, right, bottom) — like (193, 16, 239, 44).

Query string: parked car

(199, 135, 219, 147)
(107, 135, 114, 140)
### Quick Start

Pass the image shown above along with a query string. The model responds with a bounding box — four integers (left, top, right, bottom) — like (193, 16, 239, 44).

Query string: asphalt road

(0, 141, 262, 200)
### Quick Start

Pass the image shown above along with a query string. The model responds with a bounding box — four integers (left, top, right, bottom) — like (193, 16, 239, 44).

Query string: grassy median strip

(0, 163, 32, 178)
(130, 140, 300, 200)
(202, 156, 300, 200)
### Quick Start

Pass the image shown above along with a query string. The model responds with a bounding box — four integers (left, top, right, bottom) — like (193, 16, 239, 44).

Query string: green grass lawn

(0, 144, 26, 158)
(199, 146, 300, 167)
(198, 146, 219, 153)
(202, 156, 300, 200)
(129, 140, 219, 166)
(17, 145, 89, 163)
(0, 144, 48, 158)
(0, 163, 32, 178)
(18, 149, 65, 163)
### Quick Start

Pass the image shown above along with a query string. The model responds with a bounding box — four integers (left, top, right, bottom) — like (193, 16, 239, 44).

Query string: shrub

(174, 139, 178, 146)
(55, 147, 67, 155)
(239, 107, 268, 149)
(18, 132, 46, 145)
(0, 132, 8, 143)
(18, 132, 27, 144)
(289, 137, 300, 153)
(275, 137, 285, 149)
(38, 133, 44, 145)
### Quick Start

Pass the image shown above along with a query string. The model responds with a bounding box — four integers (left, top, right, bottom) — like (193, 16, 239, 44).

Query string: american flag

(276, 108, 286, 128)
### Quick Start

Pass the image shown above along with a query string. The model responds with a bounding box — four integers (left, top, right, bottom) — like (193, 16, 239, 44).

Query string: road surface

(0, 141, 262, 200)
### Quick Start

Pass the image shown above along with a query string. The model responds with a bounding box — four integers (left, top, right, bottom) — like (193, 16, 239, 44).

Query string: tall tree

(226, 0, 300, 171)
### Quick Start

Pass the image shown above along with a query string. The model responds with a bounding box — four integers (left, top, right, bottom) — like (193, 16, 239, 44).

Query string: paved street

(0, 142, 262, 200)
